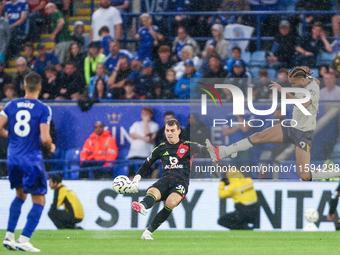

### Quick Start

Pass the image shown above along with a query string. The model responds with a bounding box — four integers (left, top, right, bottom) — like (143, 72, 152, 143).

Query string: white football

(112, 175, 131, 194)
(304, 208, 319, 223)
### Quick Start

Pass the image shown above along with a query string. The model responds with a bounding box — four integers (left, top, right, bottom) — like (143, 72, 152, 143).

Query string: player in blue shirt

(1, 72, 55, 252)
(134, 13, 164, 64)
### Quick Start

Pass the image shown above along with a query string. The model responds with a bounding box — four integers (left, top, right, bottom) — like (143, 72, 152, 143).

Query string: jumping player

(126, 119, 208, 240)
(207, 66, 340, 181)
(1, 72, 55, 252)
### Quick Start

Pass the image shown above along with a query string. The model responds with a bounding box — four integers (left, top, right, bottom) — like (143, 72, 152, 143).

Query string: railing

(110, 10, 340, 51)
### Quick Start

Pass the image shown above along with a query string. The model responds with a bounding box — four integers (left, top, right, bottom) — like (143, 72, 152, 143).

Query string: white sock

(219, 138, 254, 159)
(311, 170, 340, 180)
(5, 231, 14, 240)
(18, 235, 29, 243)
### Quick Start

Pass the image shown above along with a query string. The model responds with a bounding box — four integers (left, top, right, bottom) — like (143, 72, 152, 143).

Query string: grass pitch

(1, 230, 340, 255)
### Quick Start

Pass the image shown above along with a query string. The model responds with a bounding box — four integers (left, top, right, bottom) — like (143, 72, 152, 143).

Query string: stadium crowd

(0, 0, 339, 102)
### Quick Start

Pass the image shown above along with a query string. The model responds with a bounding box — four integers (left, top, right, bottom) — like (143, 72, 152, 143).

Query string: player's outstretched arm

(0, 115, 8, 138)
(40, 123, 55, 153)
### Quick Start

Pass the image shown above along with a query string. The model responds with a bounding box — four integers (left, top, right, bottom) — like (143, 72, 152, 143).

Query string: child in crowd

(163, 69, 177, 99)
(99, 26, 113, 56)
(119, 79, 140, 99)
(2, 84, 17, 102)
(72, 21, 86, 53)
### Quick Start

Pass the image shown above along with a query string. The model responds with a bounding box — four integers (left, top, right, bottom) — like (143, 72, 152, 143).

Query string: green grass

(1, 230, 340, 255)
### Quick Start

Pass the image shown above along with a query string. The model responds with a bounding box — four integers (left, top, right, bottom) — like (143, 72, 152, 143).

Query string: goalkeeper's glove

(127, 174, 141, 193)
(221, 178, 229, 185)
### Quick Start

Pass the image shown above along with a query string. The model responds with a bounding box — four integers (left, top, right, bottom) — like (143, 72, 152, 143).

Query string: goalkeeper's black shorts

(148, 176, 188, 201)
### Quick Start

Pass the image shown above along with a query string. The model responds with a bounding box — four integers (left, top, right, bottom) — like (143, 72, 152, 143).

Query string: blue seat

(83, 35, 90, 49)
(310, 68, 319, 78)
(249, 67, 260, 78)
(241, 51, 251, 65)
(267, 68, 277, 78)
(63, 148, 82, 179)
(250, 51, 267, 67)
(331, 143, 340, 160)
(318, 52, 336, 65)
(51, 148, 65, 172)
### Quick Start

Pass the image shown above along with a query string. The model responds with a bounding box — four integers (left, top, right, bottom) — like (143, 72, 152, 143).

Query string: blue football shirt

(1, 98, 52, 158)
(5, 0, 29, 32)
(104, 49, 133, 73)
(100, 35, 113, 56)
(137, 26, 158, 49)
(33, 52, 59, 75)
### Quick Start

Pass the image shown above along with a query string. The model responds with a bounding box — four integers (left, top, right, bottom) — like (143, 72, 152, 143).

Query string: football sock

(147, 205, 172, 232)
(311, 170, 340, 180)
(21, 203, 43, 238)
(219, 138, 254, 159)
(7, 196, 25, 233)
(141, 194, 156, 209)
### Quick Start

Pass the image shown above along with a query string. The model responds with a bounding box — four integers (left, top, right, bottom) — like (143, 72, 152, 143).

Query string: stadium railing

(103, 10, 340, 51)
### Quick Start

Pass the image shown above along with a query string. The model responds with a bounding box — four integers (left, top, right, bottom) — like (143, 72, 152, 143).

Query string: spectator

(133, 59, 163, 97)
(5, 0, 29, 59)
(145, 82, 165, 99)
(92, 78, 112, 100)
(48, 174, 84, 229)
(320, 72, 340, 100)
(27, 0, 47, 42)
(108, 56, 134, 99)
(218, 0, 251, 25)
(0, 16, 11, 64)
(90, 0, 122, 44)
(89, 63, 109, 98)
(66, 42, 86, 77)
(80, 121, 118, 179)
(332, 14, 340, 38)
(155, 110, 186, 145)
(72, 21, 86, 54)
(45, 3, 73, 63)
(13, 57, 31, 97)
(127, 106, 159, 178)
(224, 46, 246, 72)
(104, 40, 132, 74)
(172, 45, 202, 80)
(172, 26, 200, 62)
(23, 42, 36, 70)
(203, 55, 229, 79)
(154, 45, 177, 81)
(224, 59, 251, 98)
(295, 0, 331, 26)
(174, 59, 202, 99)
(267, 20, 297, 70)
(253, 68, 272, 100)
(202, 24, 228, 60)
(99, 26, 112, 56)
(170, 5, 197, 37)
(0, 60, 12, 99)
(111, 0, 130, 14)
(319, 64, 329, 89)
(330, 46, 340, 78)
(119, 79, 140, 99)
(134, 13, 164, 65)
(84, 42, 106, 85)
(183, 113, 210, 145)
(218, 169, 259, 230)
(163, 69, 177, 99)
(1, 84, 17, 102)
(34, 43, 61, 75)
(57, 61, 86, 100)
(40, 64, 61, 100)
(295, 22, 332, 68)
(277, 68, 291, 88)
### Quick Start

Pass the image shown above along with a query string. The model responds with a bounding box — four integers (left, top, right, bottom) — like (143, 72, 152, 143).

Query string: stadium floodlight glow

(201, 84, 312, 116)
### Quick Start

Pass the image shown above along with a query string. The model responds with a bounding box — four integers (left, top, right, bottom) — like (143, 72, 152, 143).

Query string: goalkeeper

(218, 169, 259, 230)
(126, 119, 209, 240)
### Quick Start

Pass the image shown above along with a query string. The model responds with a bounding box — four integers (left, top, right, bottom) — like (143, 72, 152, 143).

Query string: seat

(250, 51, 267, 67)
(51, 148, 65, 172)
(310, 69, 319, 78)
(241, 51, 251, 65)
(267, 68, 277, 78)
(249, 67, 260, 78)
(318, 52, 336, 65)
(63, 148, 82, 179)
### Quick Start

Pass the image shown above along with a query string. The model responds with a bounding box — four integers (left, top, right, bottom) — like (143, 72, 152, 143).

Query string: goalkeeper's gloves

(221, 178, 229, 185)
(128, 174, 141, 193)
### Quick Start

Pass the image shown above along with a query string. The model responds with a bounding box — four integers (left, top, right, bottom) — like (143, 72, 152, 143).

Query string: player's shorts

(281, 123, 315, 152)
(148, 176, 188, 201)
(136, 47, 152, 62)
(8, 156, 47, 195)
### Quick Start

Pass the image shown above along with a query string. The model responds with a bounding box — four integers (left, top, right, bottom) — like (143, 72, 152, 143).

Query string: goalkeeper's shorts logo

(176, 185, 185, 194)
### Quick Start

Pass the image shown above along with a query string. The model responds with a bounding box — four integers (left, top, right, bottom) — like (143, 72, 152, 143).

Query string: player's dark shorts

(281, 123, 314, 152)
(8, 156, 47, 195)
(148, 176, 188, 201)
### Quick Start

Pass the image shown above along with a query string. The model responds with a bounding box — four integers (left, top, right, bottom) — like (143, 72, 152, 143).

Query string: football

(304, 208, 319, 223)
(112, 175, 131, 194)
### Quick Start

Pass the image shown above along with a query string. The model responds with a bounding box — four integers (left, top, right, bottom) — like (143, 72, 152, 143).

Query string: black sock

(140, 194, 156, 209)
(147, 206, 172, 232)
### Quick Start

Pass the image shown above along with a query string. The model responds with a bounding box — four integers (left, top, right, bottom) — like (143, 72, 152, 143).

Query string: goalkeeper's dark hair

(288, 66, 312, 79)
(165, 119, 180, 130)
(24, 72, 41, 93)
(48, 174, 63, 184)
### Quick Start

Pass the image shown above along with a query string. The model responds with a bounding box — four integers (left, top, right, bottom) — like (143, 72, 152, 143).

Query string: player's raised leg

(206, 125, 283, 162)
(132, 187, 161, 216)
(3, 188, 27, 250)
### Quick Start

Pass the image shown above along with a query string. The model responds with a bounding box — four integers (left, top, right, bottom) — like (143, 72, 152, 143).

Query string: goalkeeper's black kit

(137, 140, 208, 200)
(329, 182, 340, 230)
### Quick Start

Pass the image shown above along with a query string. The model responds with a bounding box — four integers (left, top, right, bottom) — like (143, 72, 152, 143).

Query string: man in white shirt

(90, 0, 122, 44)
(320, 72, 340, 100)
(127, 106, 159, 178)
